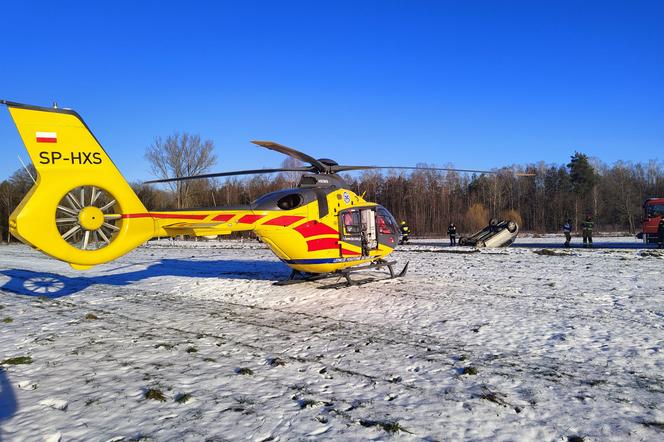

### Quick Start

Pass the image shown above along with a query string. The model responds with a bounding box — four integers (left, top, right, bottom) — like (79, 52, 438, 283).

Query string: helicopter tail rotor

(2, 101, 156, 269)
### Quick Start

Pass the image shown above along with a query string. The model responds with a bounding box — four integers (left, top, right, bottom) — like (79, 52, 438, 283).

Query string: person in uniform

(399, 221, 411, 245)
(658, 217, 664, 249)
(447, 223, 457, 246)
(563, 219, 572, 247)
(581, 215, 594, 248)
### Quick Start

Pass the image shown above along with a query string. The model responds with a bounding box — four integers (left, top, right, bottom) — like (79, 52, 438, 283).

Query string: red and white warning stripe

(36, 131, 57, 143)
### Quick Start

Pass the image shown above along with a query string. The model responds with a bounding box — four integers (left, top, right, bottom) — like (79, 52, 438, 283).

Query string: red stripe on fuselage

(152, 213, 208, 220)
(294, 221, 339, 238)
(121, 213, 152, 219)
(306, 237, 339, 252)
(36, 137, 57, 143)
(262, 216, 304, 227)
(238, 214, 265, 224)
(121, 213, 208, 220)
(212, 214, 235, 222)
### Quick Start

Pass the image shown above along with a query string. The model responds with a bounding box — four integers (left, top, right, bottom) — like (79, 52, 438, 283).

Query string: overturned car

(458, 219, 519, 248)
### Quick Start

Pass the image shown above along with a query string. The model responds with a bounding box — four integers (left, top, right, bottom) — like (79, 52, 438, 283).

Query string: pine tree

(568, 152, 598, 228)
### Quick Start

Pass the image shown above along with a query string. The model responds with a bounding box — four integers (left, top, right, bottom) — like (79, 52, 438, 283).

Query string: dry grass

(144, 388, 166, 402)
(2, 356, 32, 365)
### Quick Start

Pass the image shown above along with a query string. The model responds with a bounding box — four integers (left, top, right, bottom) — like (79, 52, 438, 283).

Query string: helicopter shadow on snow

(0, 258, 290, 299)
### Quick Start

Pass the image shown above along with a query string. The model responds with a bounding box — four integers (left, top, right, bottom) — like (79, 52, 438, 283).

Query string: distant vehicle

(458, 219, 519, 248)
(638, 198, 664, 244)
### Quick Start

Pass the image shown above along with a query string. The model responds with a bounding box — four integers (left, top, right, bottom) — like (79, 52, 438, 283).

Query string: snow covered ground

(1, 237, 663, 441)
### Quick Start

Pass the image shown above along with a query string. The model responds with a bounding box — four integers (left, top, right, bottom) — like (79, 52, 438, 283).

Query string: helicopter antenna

(18, 155, 36, 183)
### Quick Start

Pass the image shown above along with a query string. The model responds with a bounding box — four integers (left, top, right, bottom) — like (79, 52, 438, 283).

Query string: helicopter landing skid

(274, 260, 409, 287)
(274, 271, 331, 286)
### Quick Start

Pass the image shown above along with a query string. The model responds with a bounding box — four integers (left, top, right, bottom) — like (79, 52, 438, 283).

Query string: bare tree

(145, 133, 217, 208)
(0, 180, 10, 243)
(130, 182, 176, 211)
(0, 165, 36, 243)
(465, 203, 489, 232)
(603, 162, 640, 233)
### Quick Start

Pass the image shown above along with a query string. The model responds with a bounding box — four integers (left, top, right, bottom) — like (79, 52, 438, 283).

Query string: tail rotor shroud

(55, 186, 122, 250)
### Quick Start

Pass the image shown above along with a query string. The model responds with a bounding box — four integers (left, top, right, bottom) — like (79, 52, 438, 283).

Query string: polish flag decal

(36, 132, 57, 143)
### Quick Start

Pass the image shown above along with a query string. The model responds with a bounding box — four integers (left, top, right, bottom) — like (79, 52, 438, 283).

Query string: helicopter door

(339, 208, 378, 256)
(361, 209, 378, 250)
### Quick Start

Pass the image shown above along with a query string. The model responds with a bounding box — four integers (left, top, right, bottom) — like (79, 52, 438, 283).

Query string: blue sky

(1, 0, 662, 181)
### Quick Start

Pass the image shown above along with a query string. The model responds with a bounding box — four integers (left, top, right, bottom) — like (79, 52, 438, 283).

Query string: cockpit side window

(342, 210, 361, 235)
(253, 189, 316, 210)
(277, 193, 303, 210)
(376, 215, 392, 234)
(377, 207, 398, 234)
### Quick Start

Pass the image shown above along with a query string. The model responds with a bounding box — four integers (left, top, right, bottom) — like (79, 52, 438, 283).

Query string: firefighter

(581, 215, 594, 248)
(563, 219, 572, 247)
(399, 220, 411, 244)
(658, 217, 664, 249)
(448, 222, 457, 246)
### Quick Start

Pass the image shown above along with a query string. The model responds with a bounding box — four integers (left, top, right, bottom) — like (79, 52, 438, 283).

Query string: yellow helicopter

(1, 100, 496, 285)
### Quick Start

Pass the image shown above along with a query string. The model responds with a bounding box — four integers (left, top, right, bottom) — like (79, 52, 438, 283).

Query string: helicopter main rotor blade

(333, 165, 536, 176)
(331, 165, 499, 174)
(251, 141, 329, 173)
(144, 167, 314, 184)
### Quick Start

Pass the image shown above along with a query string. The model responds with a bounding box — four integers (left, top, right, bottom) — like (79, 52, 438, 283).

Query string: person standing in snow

(447, 223, 457, 246)
(581, 215, 594, 248)
(563, 219, 572, 247)
(658, 217, 664, 249)
(399, 220, 411, 245)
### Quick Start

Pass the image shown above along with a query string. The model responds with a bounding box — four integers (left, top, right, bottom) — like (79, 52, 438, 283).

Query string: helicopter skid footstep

(273, 260, 409, 288)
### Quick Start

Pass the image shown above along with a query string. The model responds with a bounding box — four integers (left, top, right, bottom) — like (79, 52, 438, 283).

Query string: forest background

(1, 133, 662, 240)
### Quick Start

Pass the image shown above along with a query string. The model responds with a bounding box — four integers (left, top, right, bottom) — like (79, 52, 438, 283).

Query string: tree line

(350, 153, 664, 235)
(2, 132, 663, 242)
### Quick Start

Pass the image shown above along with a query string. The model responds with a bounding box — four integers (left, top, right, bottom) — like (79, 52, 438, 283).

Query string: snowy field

(1, 237, 663, 441)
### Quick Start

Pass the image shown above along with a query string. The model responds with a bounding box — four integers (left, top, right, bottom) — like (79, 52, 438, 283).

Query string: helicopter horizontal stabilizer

(158, 222, 235, 237)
